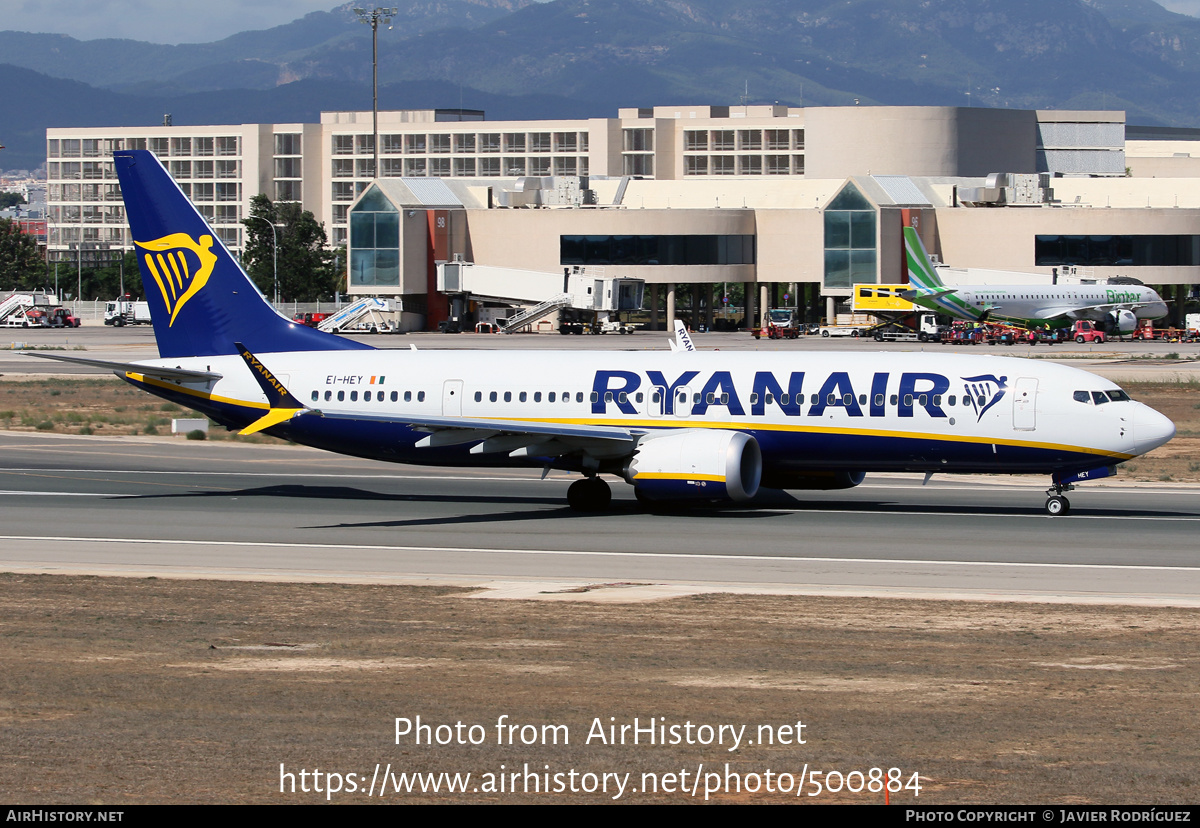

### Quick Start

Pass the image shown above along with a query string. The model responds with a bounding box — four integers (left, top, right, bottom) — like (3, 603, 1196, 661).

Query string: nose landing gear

(1044, 482, 1075, 516)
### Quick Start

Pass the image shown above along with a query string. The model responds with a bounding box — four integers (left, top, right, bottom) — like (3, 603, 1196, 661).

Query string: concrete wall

(463, 207, 758, 284)
(932, 205, 1200, 285)
(805, 106, 1037, 179)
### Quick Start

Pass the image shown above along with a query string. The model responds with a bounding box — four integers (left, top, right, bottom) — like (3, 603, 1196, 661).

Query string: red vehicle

(1071, 320, 1106, 343)
(292, 312, 329, 328)
(1130, 320, 1159, 340)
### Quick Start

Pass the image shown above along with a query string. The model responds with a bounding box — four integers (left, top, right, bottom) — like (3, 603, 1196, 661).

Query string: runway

(3, 431, 1199, 606)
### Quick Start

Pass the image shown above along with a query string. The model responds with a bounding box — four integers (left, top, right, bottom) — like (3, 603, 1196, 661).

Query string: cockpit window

(1091, 391, 1110, 405)
(1073, 391, 1090, 403)
(1107, 389, 1130, 402)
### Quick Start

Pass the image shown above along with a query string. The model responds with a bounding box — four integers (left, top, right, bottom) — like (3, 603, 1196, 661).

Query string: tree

(0, 192, 27, 210)
(241, 195, 340, 303)
(0, 218, 44, 291)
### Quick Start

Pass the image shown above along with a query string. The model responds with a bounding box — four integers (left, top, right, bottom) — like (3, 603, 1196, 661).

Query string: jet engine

(623, 429, 762, 502)
(1109, 309, 1137, 335)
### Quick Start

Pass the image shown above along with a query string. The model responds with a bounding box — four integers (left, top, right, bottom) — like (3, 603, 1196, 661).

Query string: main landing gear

(567, 476, 611, 512)
(1044, 482, 1075, 516)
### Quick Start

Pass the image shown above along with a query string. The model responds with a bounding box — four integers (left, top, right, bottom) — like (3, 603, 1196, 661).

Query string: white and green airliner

(902, 227, 1168, 334)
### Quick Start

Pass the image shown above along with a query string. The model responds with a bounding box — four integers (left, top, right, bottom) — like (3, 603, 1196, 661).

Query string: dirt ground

(2, 574, 1199, 804)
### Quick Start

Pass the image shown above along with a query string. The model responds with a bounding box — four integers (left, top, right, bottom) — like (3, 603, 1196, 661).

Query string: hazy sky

(0, 0, 341, 44)
(1, 0, 1198, 44)
(1160, 0, 1200, 14)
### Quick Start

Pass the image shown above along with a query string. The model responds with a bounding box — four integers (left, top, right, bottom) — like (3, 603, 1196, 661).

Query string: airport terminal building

(45, 104, 1200, 329)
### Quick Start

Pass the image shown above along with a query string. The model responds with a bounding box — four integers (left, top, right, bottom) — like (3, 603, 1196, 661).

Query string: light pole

(247, 214, 279, 306)
(354, 7, 396, 180)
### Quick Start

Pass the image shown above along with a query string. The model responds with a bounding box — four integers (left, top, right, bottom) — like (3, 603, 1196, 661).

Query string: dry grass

(0, 377, 282, 443)
(1, 575, 1198, 804)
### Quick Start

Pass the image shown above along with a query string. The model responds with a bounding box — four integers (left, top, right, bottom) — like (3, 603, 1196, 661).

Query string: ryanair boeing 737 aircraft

(31, 151, 1176, 516)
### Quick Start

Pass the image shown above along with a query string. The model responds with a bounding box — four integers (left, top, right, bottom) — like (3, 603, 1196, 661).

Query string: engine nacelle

(624, 430, 762, 502)
(1110, 309, 1137, 335)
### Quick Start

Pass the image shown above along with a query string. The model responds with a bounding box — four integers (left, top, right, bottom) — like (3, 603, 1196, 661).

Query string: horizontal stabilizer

(900, 288, 957, 302)
(23, 352, 222, 382)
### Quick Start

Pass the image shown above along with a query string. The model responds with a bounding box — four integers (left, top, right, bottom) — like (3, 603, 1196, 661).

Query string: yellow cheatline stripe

(239, 408, 303, 436)
(480, 415, 1136, 460)
(125, 372, 269, 411)
(119, 377, 1136, 462)
(635, 473, 725, 482)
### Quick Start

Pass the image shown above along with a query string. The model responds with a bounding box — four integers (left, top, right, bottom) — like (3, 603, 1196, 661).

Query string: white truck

(105, 300, 153, 326)
(871, 313, 940, 342)
(815, 314, 872, 338)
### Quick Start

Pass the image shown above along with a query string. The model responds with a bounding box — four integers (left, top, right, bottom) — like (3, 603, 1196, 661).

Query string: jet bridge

(436, 262, 643, 333)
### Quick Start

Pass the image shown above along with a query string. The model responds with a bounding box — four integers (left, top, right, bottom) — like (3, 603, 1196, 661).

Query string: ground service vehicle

(104, 300, 152, 326)
(1072, 321, 1106, 343)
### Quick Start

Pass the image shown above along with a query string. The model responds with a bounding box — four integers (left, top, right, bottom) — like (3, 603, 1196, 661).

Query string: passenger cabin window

(391, 391, 398, 402)
(475, 391, 482, 402)
(311, 391, 318, 402)
(504, 391, 512, 402)
(490, 391, 498, 402)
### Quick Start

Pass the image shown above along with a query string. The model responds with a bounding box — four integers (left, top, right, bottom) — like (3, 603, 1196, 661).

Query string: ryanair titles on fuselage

(589, 369, 1006, 422)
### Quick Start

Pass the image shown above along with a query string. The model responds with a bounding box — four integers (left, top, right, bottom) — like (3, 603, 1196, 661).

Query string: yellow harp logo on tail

(134, 233, 218, 326)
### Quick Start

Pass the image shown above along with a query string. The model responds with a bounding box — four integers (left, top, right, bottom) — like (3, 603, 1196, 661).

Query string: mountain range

(5, 0, 1200, 173)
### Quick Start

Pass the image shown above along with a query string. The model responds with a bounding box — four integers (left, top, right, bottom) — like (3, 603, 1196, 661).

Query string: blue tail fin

(113, 149, 372, 359)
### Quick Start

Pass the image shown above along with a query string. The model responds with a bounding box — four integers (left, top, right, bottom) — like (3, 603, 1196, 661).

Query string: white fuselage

(931, 284, 1167, 327)
(134, 348, 1174, 477)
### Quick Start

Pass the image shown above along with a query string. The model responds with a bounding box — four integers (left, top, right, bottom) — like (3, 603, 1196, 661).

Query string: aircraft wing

(23, 352, 223, 382)
(317, 409, 641, 458)
(1025, 306, 1078, 321)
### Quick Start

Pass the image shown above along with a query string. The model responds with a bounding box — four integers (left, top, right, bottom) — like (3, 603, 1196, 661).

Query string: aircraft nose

(1132, 404, 1175, 455)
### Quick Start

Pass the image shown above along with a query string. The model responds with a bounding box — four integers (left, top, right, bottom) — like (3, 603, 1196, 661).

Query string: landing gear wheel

(1045, 495, 1071, 516)
(567, 477, 611, 512)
